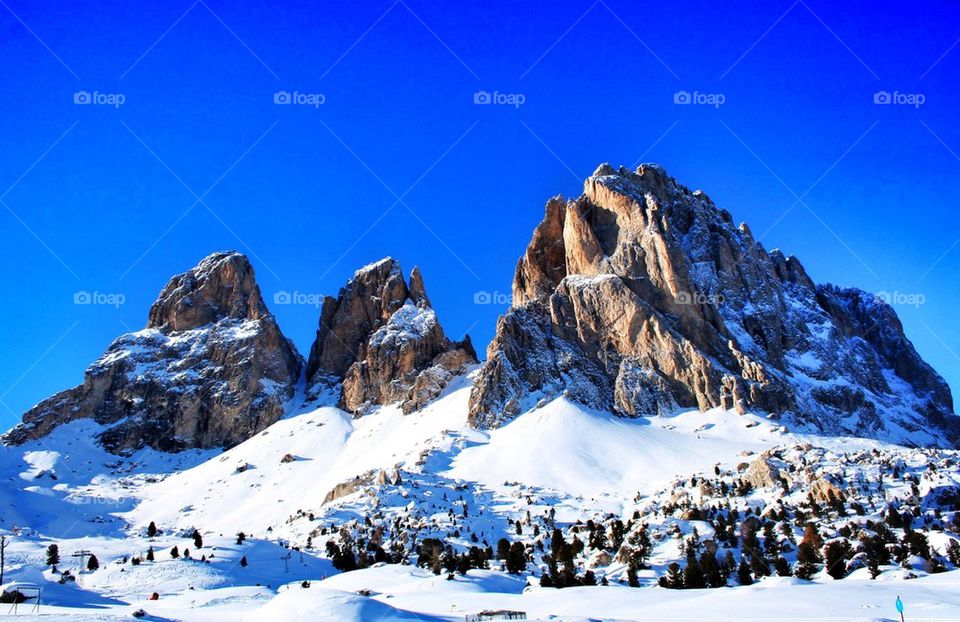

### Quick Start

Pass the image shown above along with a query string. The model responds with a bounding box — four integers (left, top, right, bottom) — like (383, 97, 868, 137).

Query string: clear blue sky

(1, 0, 958, 428)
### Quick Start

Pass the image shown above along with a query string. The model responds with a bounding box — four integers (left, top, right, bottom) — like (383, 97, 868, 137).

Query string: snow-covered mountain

(470, 164, 958, 447)
(4, 252, 302, 452)
(1, 163, 959, 620)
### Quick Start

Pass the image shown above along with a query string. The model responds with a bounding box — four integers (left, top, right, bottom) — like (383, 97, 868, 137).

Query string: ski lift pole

(71, 550, 92, 587)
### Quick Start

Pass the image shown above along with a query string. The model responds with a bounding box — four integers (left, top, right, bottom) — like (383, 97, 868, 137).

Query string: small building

(465, 610, 527, 622)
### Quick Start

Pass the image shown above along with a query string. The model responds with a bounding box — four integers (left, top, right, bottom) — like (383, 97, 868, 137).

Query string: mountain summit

(306, 258, 477, 414)
(469, 163, 958, 447)
(4, 252, 303, 452)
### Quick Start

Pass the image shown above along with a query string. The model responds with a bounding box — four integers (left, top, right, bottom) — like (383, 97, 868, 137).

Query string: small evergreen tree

(146, 547, 154, 562)
(240, 555, 248, 567)
(737, 558, 753, 586)
(774, 556, 792, 577)
(236, 532, 246, 545)
(147, 522, 157, 538)
(750, 553, 770, 578)
(700, 552, 724, 588)
(683, 554, 706, 589)
(45, 544, 60, 568)
(170, 546, 180, 559)
(506, 542, 526, 574)
(193, 530, 203, 549)
(946, 539, 960, 566)
(87, 554, 99, 572)
(658, 562, 684, 589)
(496, 538, 511, 561)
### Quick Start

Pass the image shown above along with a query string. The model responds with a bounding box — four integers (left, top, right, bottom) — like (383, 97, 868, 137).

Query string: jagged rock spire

(306, 258, 476, 415)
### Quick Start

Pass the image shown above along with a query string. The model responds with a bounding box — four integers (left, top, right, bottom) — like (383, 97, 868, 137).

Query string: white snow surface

(0, 372, 958, 621)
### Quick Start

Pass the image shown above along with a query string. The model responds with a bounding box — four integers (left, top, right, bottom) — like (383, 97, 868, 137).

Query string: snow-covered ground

(1, 373, 958, 621)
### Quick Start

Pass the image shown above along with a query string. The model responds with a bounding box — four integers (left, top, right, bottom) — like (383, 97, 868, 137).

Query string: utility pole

(282, 551, 292, 574)
(0, 535, 8, 585)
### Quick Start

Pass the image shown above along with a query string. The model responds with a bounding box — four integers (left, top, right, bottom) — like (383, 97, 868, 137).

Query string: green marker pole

(896, 595, 904, 622)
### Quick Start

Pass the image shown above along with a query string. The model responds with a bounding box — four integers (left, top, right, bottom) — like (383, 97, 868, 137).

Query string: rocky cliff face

(4, 252, 302, 452)
(306, 258, 476, 414)
(469, 163, 959, 448)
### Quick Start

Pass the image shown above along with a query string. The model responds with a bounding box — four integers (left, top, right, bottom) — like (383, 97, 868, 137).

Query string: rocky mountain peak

(4, 251, 302, 453)
(470, 163, 959, 447)
(147, 251, 267, 331)
(306, 258, 476, 415)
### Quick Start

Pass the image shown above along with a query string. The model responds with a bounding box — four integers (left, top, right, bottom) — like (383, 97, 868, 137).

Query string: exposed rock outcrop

(4, 252, 302, 452)
(306, 258, 476, 415)
(469, 163, 959, 448)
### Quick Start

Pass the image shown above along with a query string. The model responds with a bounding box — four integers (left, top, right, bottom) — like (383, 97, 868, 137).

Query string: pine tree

(45, 544, 59, 568)
(946, 539, 960, 566)
(506, 542, 526, 574)
(658, 562, 684, 589)
(823, 540, 851, 580)
(774, 556, 792, 577)
(496, 538, 511, 561)
(750, 553, 770, 578)
(147, 522, 157, 538)
(87, 554, 99, 571)
(683, 554, 706, 589)
(236, 532, 246, 545)
(170, 546, 180, 559)
(737, 558, 753, 586)
(240, 555, 248, 567)
(193, 530, 203, 549)
(794, 557, 816, 580)
(146, 547, 154, 562)
(700, 552, 724, 587)
(627, 564, 640, 587)
(720, 551, 736, 582)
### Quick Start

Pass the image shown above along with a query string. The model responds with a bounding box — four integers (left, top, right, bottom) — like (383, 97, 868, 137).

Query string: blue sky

(1, 0, 958, 427)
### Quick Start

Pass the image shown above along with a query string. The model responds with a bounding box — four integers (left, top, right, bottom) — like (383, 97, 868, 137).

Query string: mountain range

(1, 163, 958, 621)
(6, 163, 956, 452)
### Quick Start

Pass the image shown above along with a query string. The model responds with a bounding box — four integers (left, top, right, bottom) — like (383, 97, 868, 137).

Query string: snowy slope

(2, 371, 960, 621)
